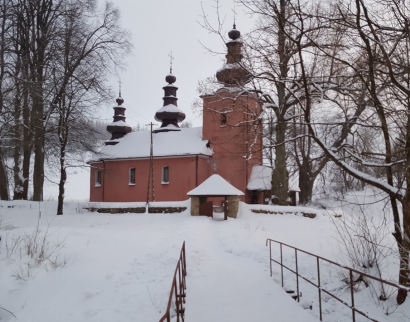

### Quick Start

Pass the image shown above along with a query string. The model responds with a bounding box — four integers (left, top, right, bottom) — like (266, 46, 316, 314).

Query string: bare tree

(293, 0, 410, 304)
(0, 0, 131, 204)
(47, 0, 131, 215)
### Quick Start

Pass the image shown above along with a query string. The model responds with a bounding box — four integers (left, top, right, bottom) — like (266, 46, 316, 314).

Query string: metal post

(317, 257, 322, 321)
(295, 249, 300, 302)
(280, 243, 284, 287)
(145, 122, 157, 204)
(269, 240, 272, 277)
(350, 270, 356, 322)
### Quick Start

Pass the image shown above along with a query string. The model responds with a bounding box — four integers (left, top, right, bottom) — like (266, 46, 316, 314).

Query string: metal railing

(266, 238, 409, 322)
(159, 241, 187, 322)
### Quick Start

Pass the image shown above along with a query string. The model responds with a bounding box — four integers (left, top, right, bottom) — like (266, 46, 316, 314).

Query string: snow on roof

(107, 120, 130, 127)
(216, 63, 241, 73)
(247, 165, 300, 192)
(187, 174, 244, 196)
(156, 124, 181, 131)
(155, 104, 184, 114)
(289, 186, 301, 192)
(247, 165, 272, 191)
(93, 127, 212, 161)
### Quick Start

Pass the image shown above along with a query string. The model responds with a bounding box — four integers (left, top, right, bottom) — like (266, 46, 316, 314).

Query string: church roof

(91, 127, 212, 161)
(187, 174, 244, 196)
(247, 165, 300, 192)
(247, 165, 272, 191)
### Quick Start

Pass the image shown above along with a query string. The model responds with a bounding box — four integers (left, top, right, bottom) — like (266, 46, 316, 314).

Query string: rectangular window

(95, 170, 102, 187)
(129, 168, 136, 185)
(162, 166, 169, 184)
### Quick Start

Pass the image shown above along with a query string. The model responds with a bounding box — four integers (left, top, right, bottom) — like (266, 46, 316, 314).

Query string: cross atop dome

(116, 79, 124, 106)
(168, 51, 174, 73)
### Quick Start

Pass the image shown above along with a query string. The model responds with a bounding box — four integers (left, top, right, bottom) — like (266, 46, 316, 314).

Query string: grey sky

(101, 0, 255, 128)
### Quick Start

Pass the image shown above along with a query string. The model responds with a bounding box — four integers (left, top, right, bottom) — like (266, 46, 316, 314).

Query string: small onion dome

(165, 73, 176, 84)
(228, 24, 240, 40)
(116, 96, 124, 106)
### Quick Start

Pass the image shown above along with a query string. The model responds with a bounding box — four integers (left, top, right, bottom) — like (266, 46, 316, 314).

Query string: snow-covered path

(183, 215, 318, 321)
(0, 201, 337, 322)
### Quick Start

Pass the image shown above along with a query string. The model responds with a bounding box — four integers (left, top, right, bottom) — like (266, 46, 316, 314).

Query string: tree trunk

(13, 68, 24, 200)
(32, 80, 44, 201)
(22, 82, 31, 200)
(0, 150, 9, 200)
(397, 198, 410, 304)
(57, 164, 66, 215)
(298, 160, 314, 205)
(272, 119, 289, 205)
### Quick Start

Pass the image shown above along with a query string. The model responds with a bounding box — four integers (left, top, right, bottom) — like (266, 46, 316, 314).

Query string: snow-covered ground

(1, 191, 410, 321)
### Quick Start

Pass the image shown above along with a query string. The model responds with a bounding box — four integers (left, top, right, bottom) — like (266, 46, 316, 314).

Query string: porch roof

(187, 174, 244, 196)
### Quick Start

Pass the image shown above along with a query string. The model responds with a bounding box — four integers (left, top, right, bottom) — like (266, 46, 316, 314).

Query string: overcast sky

(101, 0, 256, 128)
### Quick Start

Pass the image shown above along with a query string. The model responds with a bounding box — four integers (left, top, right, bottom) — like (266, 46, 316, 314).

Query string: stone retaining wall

(86, 207, 186, 214)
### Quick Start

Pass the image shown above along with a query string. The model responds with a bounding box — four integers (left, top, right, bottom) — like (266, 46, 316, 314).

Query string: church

(88, 25, 270, 204)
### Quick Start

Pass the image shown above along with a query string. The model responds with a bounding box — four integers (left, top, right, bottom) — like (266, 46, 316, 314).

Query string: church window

(221, 113, 227, 126)
(162, 166, 169, 184)
(129, 168, 136, 185)
(95, 170, 102, 187)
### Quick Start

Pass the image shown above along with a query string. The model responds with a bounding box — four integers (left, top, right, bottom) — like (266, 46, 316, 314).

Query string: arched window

(221, 113, 227, 126)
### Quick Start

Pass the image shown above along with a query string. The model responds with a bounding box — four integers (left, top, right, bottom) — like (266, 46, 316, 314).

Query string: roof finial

(168, 50, 174, 73)
(118, 78, 122, 97)
(233, 5, 236, 29)
(116, 78, 124, 106)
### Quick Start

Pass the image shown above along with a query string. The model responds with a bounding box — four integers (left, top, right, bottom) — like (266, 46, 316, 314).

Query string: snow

(90, 127, 213, 161)
(187, 174, 244, 196)
(322, 140, 403, 198)
(247, 165, 272, 190)
(154, 104, 184, 116)
(216, 63, 241, 73)
(3, 168, 410, 322)
(289, 186, 301, 192)
(226, 37, 243, 43)
(106, 120, 130, 127)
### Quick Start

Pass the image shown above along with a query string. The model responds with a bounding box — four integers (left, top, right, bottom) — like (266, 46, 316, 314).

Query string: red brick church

(88, 25, 269, 204)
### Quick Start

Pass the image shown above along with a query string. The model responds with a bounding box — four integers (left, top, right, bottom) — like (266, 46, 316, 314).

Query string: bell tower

(154, 59, 186, 133)
(106, 87, 132, 145)
(202, 24, 262, 201)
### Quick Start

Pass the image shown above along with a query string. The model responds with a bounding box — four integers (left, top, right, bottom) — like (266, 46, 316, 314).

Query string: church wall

(104, 159, 151, 202)
(151, 156, 197, 201)
(202, 91, 263, 200)
(89, 155, 210, 202)
(89, 162, 104, 202)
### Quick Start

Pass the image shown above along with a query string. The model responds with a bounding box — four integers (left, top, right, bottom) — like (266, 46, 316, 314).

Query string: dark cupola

(106, 90, 132, 145)
(154, 67, 186, 133)
(216, 24, 251, 86)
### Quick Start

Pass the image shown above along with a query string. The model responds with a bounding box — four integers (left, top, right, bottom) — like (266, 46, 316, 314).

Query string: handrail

(159, 241, 187, 322)
(266, 238, 409, 322)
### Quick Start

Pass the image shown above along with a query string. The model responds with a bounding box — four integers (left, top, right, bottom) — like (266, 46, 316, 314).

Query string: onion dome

(228, 23, 240, 40)
(216, 24, 251, 86)
(154, 70, 186, 133)
(106, 92, 132, 145)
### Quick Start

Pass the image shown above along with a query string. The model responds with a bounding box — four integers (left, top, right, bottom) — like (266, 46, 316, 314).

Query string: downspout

(102, 160, 106, 202)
